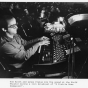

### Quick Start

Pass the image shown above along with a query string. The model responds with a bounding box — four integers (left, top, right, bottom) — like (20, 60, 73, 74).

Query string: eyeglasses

(8, 23, 18, 29)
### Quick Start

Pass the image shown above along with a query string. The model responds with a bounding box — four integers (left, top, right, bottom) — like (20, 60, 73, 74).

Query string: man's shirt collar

(2, 34, 17, 42)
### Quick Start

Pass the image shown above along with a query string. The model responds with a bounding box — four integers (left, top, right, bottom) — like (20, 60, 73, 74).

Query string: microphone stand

(67, 37, 71, 79)
(71, 37, 75, 78)
(67, 36, 75, 79)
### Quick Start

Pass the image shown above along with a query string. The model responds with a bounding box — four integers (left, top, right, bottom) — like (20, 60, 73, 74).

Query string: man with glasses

(0, 15, 50, 73)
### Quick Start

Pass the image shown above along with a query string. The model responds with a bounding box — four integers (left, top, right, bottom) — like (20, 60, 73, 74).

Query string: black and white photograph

(0, 2, 88, 82)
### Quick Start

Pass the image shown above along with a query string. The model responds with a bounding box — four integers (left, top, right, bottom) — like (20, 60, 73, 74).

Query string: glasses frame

(8, 23, 18, 29)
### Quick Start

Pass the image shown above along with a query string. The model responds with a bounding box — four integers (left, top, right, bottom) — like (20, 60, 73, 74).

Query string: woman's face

(6, 18, 18, 35)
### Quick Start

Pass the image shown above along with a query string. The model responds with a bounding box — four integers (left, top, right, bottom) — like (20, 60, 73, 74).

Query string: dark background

(0, 2, 88, 38)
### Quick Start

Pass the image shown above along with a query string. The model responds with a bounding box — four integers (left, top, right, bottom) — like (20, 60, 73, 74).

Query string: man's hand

(39, 36, 49, 41)
(38, 40, 50, 46)
(30, 40, 50, 55)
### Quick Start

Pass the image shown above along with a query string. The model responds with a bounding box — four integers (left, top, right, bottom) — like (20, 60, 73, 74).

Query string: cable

(77, 57, 88, 78)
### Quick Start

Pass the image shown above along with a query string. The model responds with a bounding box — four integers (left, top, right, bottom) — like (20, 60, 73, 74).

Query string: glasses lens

(8, 24, 18, 29)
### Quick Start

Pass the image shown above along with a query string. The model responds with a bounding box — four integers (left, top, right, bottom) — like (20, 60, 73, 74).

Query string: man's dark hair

(0, 15, 15, 29)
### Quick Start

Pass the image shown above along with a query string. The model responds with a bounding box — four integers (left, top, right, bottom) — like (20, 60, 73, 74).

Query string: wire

(77, 57, 88, 78)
